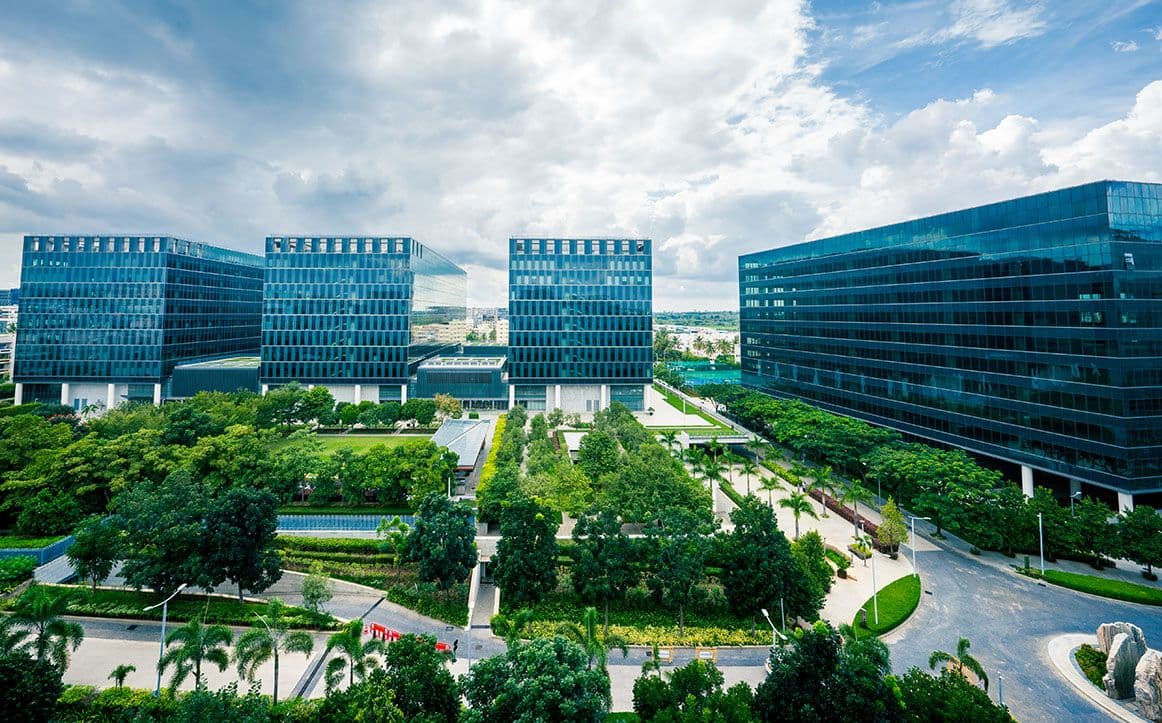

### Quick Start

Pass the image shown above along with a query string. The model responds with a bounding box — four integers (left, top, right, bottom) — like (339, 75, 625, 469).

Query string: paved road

(883, 543, 1162, 723)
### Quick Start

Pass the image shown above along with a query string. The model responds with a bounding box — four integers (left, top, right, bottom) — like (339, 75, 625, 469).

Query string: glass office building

(261, 236, 466, 403)
(740, 181, 1162, 507)
(508, 237, 653, 412)
(13, 235, 263, 409)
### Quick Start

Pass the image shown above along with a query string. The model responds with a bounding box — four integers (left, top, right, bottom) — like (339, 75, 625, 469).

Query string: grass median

(852, 574, 921, 636)
(1035, 569, 1162, 606)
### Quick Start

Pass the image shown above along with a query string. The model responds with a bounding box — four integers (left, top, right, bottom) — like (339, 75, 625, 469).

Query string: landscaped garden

(311, 433, 432, 455)
(1029, 569, 1162, 606)
(852, 574, 921, 636)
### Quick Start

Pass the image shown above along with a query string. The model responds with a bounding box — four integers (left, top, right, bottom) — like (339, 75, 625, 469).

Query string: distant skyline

(0, 1, 1159, 309)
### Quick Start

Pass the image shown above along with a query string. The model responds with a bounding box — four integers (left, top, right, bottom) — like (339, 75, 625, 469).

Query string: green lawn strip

(1039, 569, 1162, 606)
(278, 505, 414, 517)
(512, 591, 769, 647)
(852, 574, 921, 636)
(718, 480, 746, 508)
(3, 585, 338, 630)
(1074, 644, 1106, 689)
(313, 434, 431, 454)
(651, 385, 730, 429)
(276, 536, 384, 554)
(0, 534, 66, 548)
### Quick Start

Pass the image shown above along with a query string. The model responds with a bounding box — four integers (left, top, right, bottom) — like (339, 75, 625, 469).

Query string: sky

(0, 0, 1159, 310)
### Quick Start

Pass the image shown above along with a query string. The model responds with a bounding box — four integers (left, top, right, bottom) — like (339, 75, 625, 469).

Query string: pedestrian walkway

(471, 582, 497, 629)
(34, 554, 76, 583)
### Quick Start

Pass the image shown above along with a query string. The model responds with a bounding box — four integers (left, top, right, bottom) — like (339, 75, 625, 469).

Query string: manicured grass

(314, 434, 431, 454)
(1038, 569, 1162, 606)
(1074, 643, 1107, 689)
(2, 585, 338, 629)
(852, 574, 921, 636)
(0, 534, 66, 548)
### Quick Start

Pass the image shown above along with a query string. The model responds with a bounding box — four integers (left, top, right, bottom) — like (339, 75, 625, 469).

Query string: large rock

(1136, 651, 1162, 722)
(1104, 632, 1148, 699)
(1098, 622, 1146, 654)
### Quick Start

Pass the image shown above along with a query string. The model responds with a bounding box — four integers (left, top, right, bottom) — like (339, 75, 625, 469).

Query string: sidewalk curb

(1046, 633, 1149, 722)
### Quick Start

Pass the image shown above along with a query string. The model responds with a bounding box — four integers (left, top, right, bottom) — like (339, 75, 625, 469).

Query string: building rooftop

(431, 419, 491, 468)
(419, 356, 506, 370)
(174, 357, 261, 370)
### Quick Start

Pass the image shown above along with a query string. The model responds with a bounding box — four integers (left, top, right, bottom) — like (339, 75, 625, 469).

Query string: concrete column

(60, 382, 71, 407)
(354, 384, 362, 404)
(261, 384, 269, 395)
(1069, 478, 1082, 498)
(152, 383, 162, 405)
(554, 384, 561, 409)
(13, 382, 23, 406)
(1020, 464, 1034, 497)
(600, 384, 609, 410)
(106, 383, 116, 410)
(508, 384, 516, 408)
(643, 383, 654, 410)
(399, 385, 407, 404)
(1118, 491, 1134, 514)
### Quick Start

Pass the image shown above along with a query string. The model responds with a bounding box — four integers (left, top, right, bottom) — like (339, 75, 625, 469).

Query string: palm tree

(929, 637, 989, 691)
(324, 619, 386, 692)
(684, 447, 707, 480)
(555, 607, 628, 672)
(758, 475, 783, 510)
(0, 615, 30, 658)
(745, 438, 766, 462)
(707, 438, 725, 462)
(702, 456, 726, 488)
(490, 609, 535, 649)
(658, 430, 680, 457)
(842, 482, 876, 537)
(722, 452, 742, 485)
(234, 600, 315, 705)
(108, 664, 136, 689)
(807, 465, 834, 517)
(159, 618, 234, 691)
(740, 458, 759, 495)
(779, 492, 819, 540)
(8, 584, 84, 672)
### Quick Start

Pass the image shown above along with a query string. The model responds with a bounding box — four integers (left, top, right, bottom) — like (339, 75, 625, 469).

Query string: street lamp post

(1070, 490, 1082, 516)
(760, 608, 786, 648)
(1038, 512, 1045, 575)
(909, 516, 930, 578)
(144, 583, 188, 697)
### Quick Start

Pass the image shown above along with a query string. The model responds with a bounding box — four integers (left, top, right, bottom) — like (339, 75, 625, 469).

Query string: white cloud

(1112, 40, 1140, 52)
(897, 0, 1048, 50)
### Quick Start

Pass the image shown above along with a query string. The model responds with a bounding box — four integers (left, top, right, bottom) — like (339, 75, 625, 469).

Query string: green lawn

(314, 434, 431, 454)
(0, 534, 66, 549)
(2, 585, 338, 629)
(651, 385, 729, 429)
(1039, 569, 1162, 606)
(852, 574, 921, 636)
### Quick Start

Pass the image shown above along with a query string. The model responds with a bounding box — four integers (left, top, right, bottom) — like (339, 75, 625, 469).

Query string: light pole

(1038, 512, 1045, 575)
(760, 608, 786, 648)
(909, 516, 930, 578)
(1069, 490, 1082, 516)
(144, 583, 188, 697)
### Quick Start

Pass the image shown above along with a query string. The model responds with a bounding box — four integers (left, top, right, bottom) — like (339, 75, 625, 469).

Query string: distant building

(508, 237, 653, 412)
(4, 288, 17, 306)
(412, 355, 508, 410)
(0, 332, 13, 381)
(495, 317, 509, 346)
(13, 235, 262, 409)
(740, 181, 1162, 509)
(260, 236, 467, 403)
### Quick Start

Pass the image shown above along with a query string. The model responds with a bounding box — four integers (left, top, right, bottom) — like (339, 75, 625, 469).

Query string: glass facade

(740, 181, 1162, 495)
(508, 238, 653, 384)
(14, 235, 262, 385)
(261, 236, 466, 385)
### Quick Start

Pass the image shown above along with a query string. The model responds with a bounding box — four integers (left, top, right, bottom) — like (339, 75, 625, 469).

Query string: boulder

(1098, 622, 1146, 654)
(1104, 633, 1148, 699)
(1136, 651, 1162, 722)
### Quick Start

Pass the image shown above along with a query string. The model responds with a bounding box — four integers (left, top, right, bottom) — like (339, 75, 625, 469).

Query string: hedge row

(274, 536, 383, 554)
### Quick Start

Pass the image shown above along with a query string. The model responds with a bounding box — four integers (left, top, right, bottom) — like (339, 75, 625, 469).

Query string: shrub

(274, 536, 383, 554)
(0, 555, 38, 586)
(1075, 644, 1106, 689)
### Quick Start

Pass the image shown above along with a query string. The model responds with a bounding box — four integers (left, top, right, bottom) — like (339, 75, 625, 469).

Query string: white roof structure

(431, 418, 491, 468)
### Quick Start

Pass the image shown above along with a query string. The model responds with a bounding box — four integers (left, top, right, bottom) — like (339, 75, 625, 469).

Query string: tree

(159, 618, 234, 691)
(841, 482, 875, 538)
(160, 404, 219, 447)
(806, 465, 837, 517)
(324, 619, 386, 692)
(928, 637, 988, 691)
(314, 668, 406, 722)
(492, 495, 559, 607)
(897, 667, 1011, 723)
(377, 515, 410, 571)
(1026, 487, 1072, 562)
(0, 652, 63, 723)
(434, 393, 463, 420)
(377, 633, 460, 722)
(718, 497, 822, 627)
(876, 497, 908, 553)
(547, 407, 565, 428)
(556, 607, 629, 672)
(779, 491, 818, 540)
(67, 514, 123, 591)
(633, 659, 755, 723)
(116, 469, 214, 596)
(577, 429, 622, 483)
(8, 585, 84, 672)
(108, 663, 136, 688)
(740, 457, 759, 495)
(233, 599, 314, 705)
(407, 493, 478, 590)
(645, 506, 714, 635)
(602, 445, 711, 523)
(203, 487, 282, 600)
(461, 636, 610, 723)
(792, 531, 834, 597)
(571, 506, 639, 633)
(301, 561, 334, 617)
(758, 474, 782, 510)
(1120, 505, 1162, 575)
(1072, 497, 1118, 567)
(299, 386, 336, 425)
